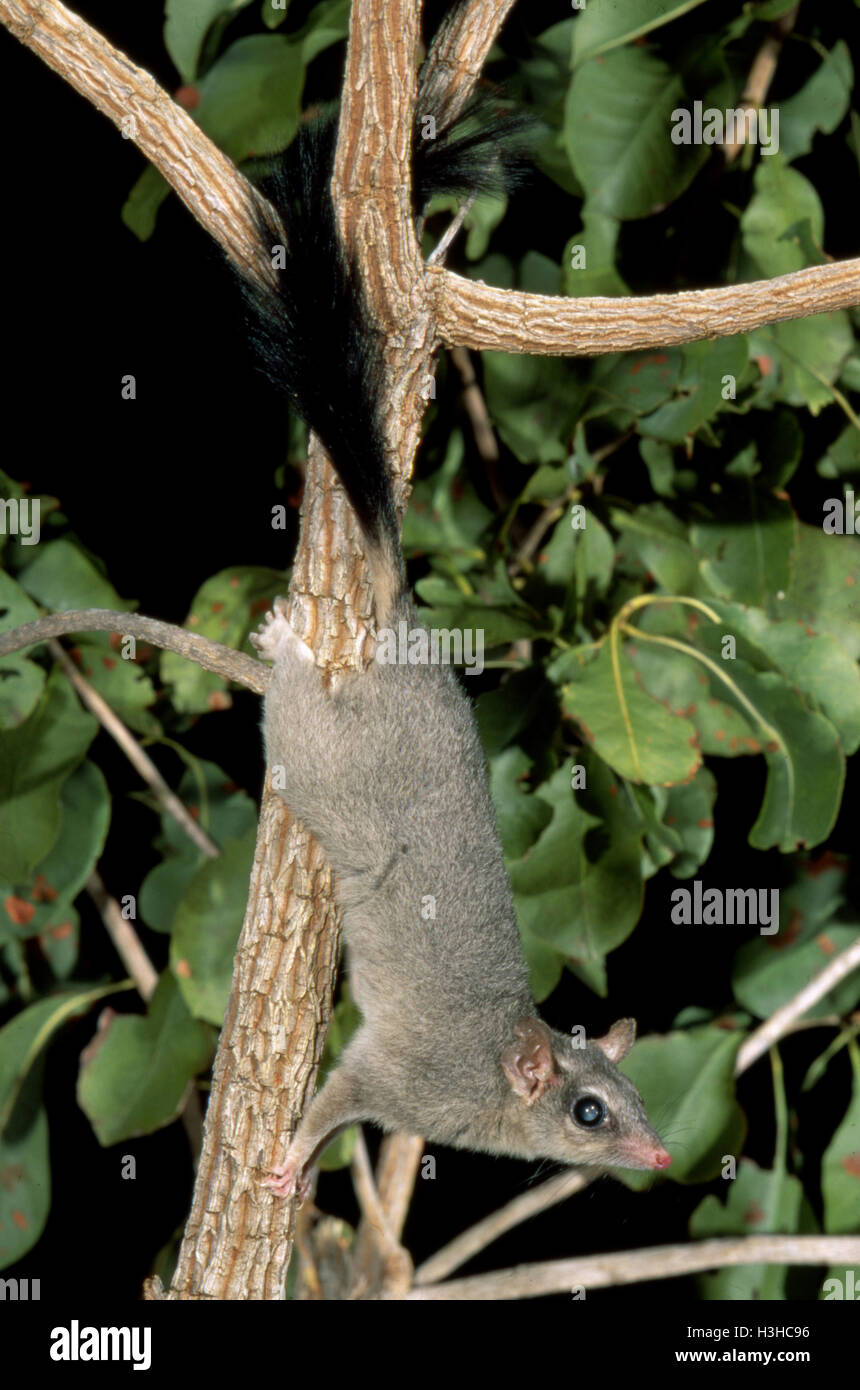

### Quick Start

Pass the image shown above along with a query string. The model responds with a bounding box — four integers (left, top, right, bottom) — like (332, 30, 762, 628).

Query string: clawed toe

(260, 1156, 311, 1204)
(250, 599, 313, 664)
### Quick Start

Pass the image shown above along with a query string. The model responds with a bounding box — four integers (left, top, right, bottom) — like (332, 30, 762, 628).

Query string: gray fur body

(255, 594, 671, 1192)
(262, 597, 535, 1149)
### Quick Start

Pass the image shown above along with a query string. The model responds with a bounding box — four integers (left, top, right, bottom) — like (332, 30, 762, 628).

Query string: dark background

(1, 0, 858, 1304)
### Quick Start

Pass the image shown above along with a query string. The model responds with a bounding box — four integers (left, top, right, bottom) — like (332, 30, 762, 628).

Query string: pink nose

(652, 1148, 672, 1169)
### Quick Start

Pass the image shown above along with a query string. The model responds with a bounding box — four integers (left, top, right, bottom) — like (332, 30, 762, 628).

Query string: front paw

(261, 1149, 312, 1204)
(250, 598, 313, 666)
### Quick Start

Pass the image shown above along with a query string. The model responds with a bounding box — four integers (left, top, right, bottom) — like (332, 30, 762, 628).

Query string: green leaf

(572, 0, 712, 65)
(77, 973, 214, 1146)
(490, 747, 552, 860)
(624, 627, 756, 759)
(657, 767, 717, 879)
(540, 509, 615, 601)
(758, 408, 805, 489)
(18, 538, 129, 613)
(817, 425, 860, 480)
(507, 766, 643, 995)
(69, 636, 159, 736)
(140, 760, 258, 934)
(121, 165, 172, 241)
(482, 353, 584, 464)
(140, 857, 199, 937)
(476, 668, 555, 758)
(0, 671, 98, 880)
(197, 33, 305, 161)
(295, 0, 350, 63)
(758, 313, 854, 413)
(734, 925, 860, 1022)
(651, 614, 846, 850)
(611, 504, 702, 593)
(0, 1079, 49, 1270)
(802, 1023, 860, 1094)
(463, 192, 509, 263)
(0, 984, 128, 1131)
(519, 922, 565, 1003)
(692, 495, 796, 606)
(560, 640, 702, 786)
(838, 352, 860, 392)
(742, 161, 824, 278)
(171, 830, 256, 1024)
(561, 207, 628, 298)
(689, 1159, 816, 1299)
(165, 0, 255, 83)
(0, 761, 110, 951)
(586, 349, 681, 428)
(401, 431, 492, 569)
(520, 463, 572, 505)
(705, 660, 844, 852)
(37, 911, 80, 983)
(821, 1043, 860, 1234)
(637, 336, 750, 442)
(713, 602, 860, 755)
(625, 786, 681, 877)
(565, 47, 706, 220)
(638, 438, 698, 498)
(0, 571, 44, 729)
(778, 42, 853, 165)
(414, 571, 545, 649)
(779, 525, 860, 659)
(160, 566, 283, 713)
(618, 1026, 746, 1186)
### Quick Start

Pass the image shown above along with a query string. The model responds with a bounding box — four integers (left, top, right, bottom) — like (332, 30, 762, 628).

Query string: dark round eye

(572, 1095, 606, 1128)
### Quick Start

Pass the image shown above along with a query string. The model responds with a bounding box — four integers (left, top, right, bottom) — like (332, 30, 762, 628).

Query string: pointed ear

(501, 1018, 560, 1106)
(592, 1017, 637, 1063)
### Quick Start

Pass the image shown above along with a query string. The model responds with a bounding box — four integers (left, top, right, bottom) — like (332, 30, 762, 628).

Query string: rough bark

(170, 0, 434, 1300)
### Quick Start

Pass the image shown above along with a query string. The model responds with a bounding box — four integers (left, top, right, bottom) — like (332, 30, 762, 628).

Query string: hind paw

(251, 599, 313, 665)
(260, 1149, 312, 1204)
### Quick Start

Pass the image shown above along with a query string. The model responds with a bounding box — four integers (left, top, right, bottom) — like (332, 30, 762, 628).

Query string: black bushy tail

(413, 85, 535, 207)
(239, 87, 531, 619)
(240, 115, 400, 614)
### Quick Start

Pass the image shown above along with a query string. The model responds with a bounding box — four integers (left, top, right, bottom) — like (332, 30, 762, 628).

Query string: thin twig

(452, 345, 499, 462)
(735, 932, 860, 1075)
(49, 640, 220, 858)
(724, 5, 801, 164)
(85, 870, 159, 1001)
(350, 1130, 402, 1253)
(347, 1130, 412, 1297)
(348, 1133, 424, 1297)
(0, 610, 268, 694)
(84, 870, 205, 1164)
(372, 1133, 426, 1237)
(406, 1235, 860, 1301)
(427, 194, 476, 264)
(508, 433, 631, 576)
(509, 493, 574, 576)
(414, 1168, 591, 1287)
